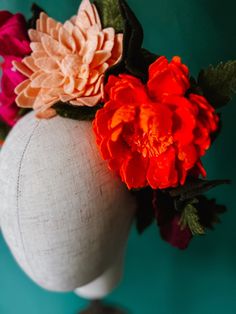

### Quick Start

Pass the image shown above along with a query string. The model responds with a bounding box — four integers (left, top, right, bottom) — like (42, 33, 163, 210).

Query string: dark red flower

(153, 190, 193, 249)
(93, 56, 219, 189)
(158, 215, 193, 250)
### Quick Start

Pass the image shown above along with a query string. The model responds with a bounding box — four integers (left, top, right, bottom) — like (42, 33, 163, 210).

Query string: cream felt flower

(14, 0, 123, 118)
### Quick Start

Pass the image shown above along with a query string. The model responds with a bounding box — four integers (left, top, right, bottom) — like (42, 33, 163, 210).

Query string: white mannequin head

(0, 112, 136, 295)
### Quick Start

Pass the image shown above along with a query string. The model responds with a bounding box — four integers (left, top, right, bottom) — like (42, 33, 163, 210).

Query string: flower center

(123, 125, 173, 158)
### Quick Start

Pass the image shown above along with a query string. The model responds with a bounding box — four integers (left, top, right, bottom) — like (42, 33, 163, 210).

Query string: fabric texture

(0, 112, 135, 292)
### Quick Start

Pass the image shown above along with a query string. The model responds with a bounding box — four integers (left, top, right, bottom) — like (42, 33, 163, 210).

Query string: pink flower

(0, 11, 30, 58)
(0, 11, 31, 126)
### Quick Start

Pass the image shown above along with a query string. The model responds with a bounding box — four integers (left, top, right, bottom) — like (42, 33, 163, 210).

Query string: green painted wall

(0, 0, 236, 313)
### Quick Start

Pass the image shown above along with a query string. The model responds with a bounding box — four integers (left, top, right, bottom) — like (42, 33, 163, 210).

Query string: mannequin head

(0, 112, 136, 292)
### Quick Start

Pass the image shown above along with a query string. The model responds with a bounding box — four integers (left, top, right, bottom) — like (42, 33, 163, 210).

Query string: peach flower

(14, 0, 123, 118)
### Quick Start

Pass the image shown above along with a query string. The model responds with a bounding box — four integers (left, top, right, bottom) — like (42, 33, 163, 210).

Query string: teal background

(0, 0, 236, 313)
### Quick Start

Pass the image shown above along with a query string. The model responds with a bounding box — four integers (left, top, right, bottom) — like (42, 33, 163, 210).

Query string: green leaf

(140, 48, 159, 69)
(198, 60, 236, 108)
(168, 177, 230, 201)
(0, 120, 11, 144)
(53, 102, 103, 121)
(179, 201, 205, 235)
(94, 0, 124, 33)
(18, 108, 32, 118)
(104, 0, 154, 83)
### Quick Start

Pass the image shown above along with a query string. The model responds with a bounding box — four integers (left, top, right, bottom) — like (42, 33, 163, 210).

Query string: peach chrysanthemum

(13, 0, 123, 118)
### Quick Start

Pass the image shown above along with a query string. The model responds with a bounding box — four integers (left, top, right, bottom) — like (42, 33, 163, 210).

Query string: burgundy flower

(158, 215, 193, 250)
(153, 190, 193, 249)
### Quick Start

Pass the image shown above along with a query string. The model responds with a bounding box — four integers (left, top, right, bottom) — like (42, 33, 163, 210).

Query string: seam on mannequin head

(16, 119, 41, 282)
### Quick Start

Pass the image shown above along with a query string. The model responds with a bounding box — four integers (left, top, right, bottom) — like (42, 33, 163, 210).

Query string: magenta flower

(0, 11, 31, 126)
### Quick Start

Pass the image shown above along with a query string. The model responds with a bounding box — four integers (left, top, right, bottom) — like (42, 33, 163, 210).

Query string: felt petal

(31, 72, 49, 87)
(73, 26, 85, 53)
(76, 10, 92, 33)
(102, 40, 114, 52)
(111, 105, 136, 128)
(97, 32, 105, 50)
(75, 78, 87, 90)
(111, 127, 122, 142)
(36, 19, 40, 31)
(46, 87, 64, 97)
(28, 29, 42, 42)
(103, 28, 115, 42)
(88, 70, 99, 84)
(63, 21, 74, 34)
(30, 70, 44, 81)
(147, 148, 178, 189)
(64, 76, 75, 94)
(13, 61, 33, 78)
(79, 64, 90, 79)
(38, 12, 48, 33)
(60, 94, 75, 102)
(70, 93, 101, 106)
(93, 106, 114, 138)
(96, 63, 109, 75)
(22, 56, 39, 72)
(14, 79, 30, 94)
(99, 138, 112, 160)
(76, 0, 97, 30)
(110, 33, 123, 64)
(50, 28, 60, 41)
(120, 154, 148, 189)
(16, 91, 35, 108)
(33, 94, 58, 110)
(41, 35, 70, 58)
(59, 27, 76, 52)
(93, 75, 103, 94)
(33, 95, 58, 118)
(47, 17, 61, 34)
(34, 57, 59, 72)
(32, 51, 48, 59)
(70, 16, 76, 27)
(40, 72, 64, 88)
(36, 107, 57, 119)
(84, 85, 94, 96)
(107, 137, 127, 159)
(30, 42, 44, 52)
(92, 3, 102, 29)
(24, 85, 40, 98)
(91, 50, 111, 68)
(82, 35, 98, 64)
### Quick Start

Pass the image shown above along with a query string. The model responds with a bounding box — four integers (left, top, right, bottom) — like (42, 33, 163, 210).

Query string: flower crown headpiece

(1, 0, 235, 249)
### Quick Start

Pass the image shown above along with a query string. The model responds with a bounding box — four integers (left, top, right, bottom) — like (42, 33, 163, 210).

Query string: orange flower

(13, 0, 123, 118)
(93, 57, 219, 190)
(148, 56, 190, 100)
